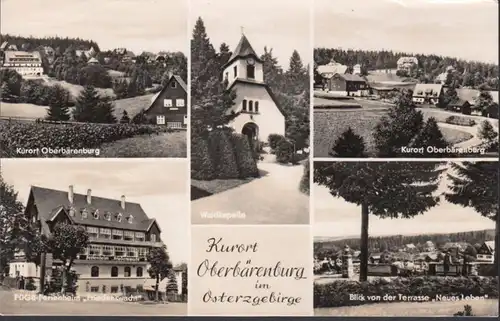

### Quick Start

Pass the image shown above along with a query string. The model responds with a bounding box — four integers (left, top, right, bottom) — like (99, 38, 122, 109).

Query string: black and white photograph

(190, 0, 311, 224)
(0, 159, 188, 316)
(0, 0, 188, 158)
(312, 160, 499, 317)
(313, 0, 499, 158)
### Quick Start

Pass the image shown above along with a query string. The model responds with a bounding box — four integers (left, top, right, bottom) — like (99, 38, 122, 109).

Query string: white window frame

(163, 99, 172, 107)
(135, 232, 145, 241)
(150, 234, 157, 242)
(115, 246, 126, 257)
(124, 231, 134, 241)
(168, 122, 182, 129)
(100, 228, 111, 239)
(176, 99, 185, 107)
(102, 245, 114, 256)
(156, 116, 165, 125)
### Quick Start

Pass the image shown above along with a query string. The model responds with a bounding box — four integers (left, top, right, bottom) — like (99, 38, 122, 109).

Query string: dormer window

(171, 81, 176, 88)
(81, 209, 88, 219)
(104, 212, 111, 221)
(69, 207, 76, 217)
(117, 213, 123, 222)
(127, 215, 134, 224)
(93, 210, 100, 220)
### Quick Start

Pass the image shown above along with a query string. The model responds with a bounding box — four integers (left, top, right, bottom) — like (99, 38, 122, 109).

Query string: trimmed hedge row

(314, 276, 498, 308)
(191, 129, 259, 180)
(445, 115, 476, 127)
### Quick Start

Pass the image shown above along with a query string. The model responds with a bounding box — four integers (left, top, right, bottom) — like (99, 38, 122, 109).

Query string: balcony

(87, 237, 163, 247)
(75, 255, 148, 264)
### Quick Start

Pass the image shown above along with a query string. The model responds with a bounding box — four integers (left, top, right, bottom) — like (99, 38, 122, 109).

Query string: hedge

(275, 139, 294, 164)
(268, 134, 286, 151)
(231, 133, 260, 178)
(445, 115, 476, 127)
(314, 276, 498, 308)
(191, 134, 215, 180)
(299, 159, 310, 194)
(208, 129, 240, 179)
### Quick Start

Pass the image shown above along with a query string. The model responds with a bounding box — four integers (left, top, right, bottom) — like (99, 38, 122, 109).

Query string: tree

(475, 85, 494, 117)
(46, 85, 71, 121)
(314, 162, 444, 281)
(147, 245, 173, 302)
(94, 96, 117, 124)
(445, 162, 498, 271)
(411, 118, 450, 156)
(166, 271, 178, 294)
(0, 174, 25, 275)
(73, 85, 100, 122)
(46, 223, 89, 294)
(285, 50, 308, 95)
(120, 110, 131, 124)
(330, 127, 366, 157)
(477, 120, 498, 145)
(0, 82, 12, 100)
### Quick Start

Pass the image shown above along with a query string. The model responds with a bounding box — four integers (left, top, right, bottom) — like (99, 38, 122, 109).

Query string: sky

(1, 159, 189, 266)
(314, 0, 498, 63)
(190, 0, 312, 68)
(0, 0, 188, 54)
(313, 162, 497, 238)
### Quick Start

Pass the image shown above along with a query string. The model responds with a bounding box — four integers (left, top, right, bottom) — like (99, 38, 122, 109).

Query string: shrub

(454, 305, 474, 316)
(230, 133, 259, 178)
(477, 120, 498, 144)
(299, 159, 310, 195)
(268, 134, 286, 151)
(275, 138, 294, 164)
(46, 268, 79, 294)
(191, 134, 215, 180)
(314, 276, 498, 308)
(330, 127, 365, 157)
(445, 115, 476, 127)
(25, 278, 36, 291)
(208, 129, 239, 179)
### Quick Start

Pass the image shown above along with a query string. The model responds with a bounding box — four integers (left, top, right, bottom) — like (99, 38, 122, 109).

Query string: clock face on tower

(246, 57, 255, 65)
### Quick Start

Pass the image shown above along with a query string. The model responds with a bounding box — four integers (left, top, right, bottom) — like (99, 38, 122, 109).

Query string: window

(81, 209, 88, 219)
(247, 65, 255, 79)
(111, 286, 119, 293)
(87, 227, 99, 239)
(112, 229, 123, 240)
(171, 81, 177, 88)
(225, 72, 228, 80)
(136, 267, 143, 277)
(156, 116, 165, 125)
(90, 286, 99, 293)
(89, 245, 101, 256)
(80, 247, 88, 255)
(116, 213, 123, 222)
(249, 100, 253, 112)
(100, 228, 111, 239)
(124, 231, 134, 241)
(93, 210, 100, 220)
(234, 66, 237, 77)
(167, 122, 183, 129)
(102, 245, 114, 256)
(69, 207, 75, 217)
(127, 215, 134, 224)
(104, 212, 111, 221)
(111, 266, 118, 277)
(127, 247, 137, 257)
(255, 101, 259, 113)
(124, 267, 131, 277)
(115, 246, 126, 257)
(91, 266, 99, 277)
(176, 99, 185, 107)
(151, 234, 157, 242)
(135, 232, 145, 241)
(163, 99, 172, 107)
(138, 248, 148, 259)
(242, 100, 247, 111)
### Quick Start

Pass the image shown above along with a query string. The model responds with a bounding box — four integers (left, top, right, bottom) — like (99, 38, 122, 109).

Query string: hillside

(0, 34, 100, 53)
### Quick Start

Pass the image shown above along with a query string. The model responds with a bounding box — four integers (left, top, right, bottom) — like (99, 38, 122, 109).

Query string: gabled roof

(317, 61, 348, 77)
(397, 56, 418, 65)
(228, 78, 286, 117)
(413, 83, 443, 97)
(484, 241, 495, 252)
(145, 75, 187, 113)
(334, 73, 366, 82)
(87, 57, 99, 64)
(449, 98, 470, 107)
(456, 88, 499, 105)
(29, 186, 154, 231)
(223, 34, 263, 69)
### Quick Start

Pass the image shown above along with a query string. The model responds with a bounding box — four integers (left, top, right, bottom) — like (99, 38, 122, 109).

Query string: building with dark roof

(8, 185, 175, 295)
(412, 83, 444, 105)
(324, 73, 369, 97)
(1, 51, 44, 77)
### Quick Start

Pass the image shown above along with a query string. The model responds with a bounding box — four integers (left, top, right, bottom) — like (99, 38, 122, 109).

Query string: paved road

(438, 117, 498, 150)
(191, 161, 309, 225)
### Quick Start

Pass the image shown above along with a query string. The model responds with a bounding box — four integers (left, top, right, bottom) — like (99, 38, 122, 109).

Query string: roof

(145, 75, 187, 113)
(223, 34, 263, 69)
(413, 83, 443, 97)
(87, 57, 99, 64)
(3, 50, 42, 63)
(484, 241, 495, 252)
(456, 88, 499, 105)
(228, 79, 286, 117)
(0, 41, 8, 50)
(112, 93, 156, 119)
(29, 186, 156, 232)
(449, 98, 470, 106)
(335, 73, 366, 82)
(405, 243, 416, 248)
(317, 61, 348, 77)
(397, 56, 418, 65)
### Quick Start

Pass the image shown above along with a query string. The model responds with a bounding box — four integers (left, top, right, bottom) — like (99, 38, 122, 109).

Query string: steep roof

(335, 73, 366, 82)
(456, 88, 499, 105)
(3, 51, 42, 63)
(397, 56, 418, 65)
(145, 75, 187, 113)
(317, 61, 348, 77)
(29, 186, 155, 232)
(484, 241, 495, 252)
(223, 34, 263, 68)
(228, 79, 286, 117)
(413, 83, 443, 97)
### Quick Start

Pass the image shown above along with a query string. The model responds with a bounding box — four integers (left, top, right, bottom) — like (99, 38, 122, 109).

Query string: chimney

(87, 189, 92, 204)
(121, 195, 126, 210)
(68, 185, 74, 203)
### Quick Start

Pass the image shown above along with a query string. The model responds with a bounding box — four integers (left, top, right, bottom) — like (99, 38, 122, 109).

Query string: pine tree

(314, 162, 444, 281)
(73, 85, 100, 123)
(476, 85, 494, 117)
(261, 47, 284, 91)
(46, 84, 71, 121)
(445, 162, 498, 271)
(330, 127, 366, 157)
(286, 50, 308, 95)
(94, 97, 117, 124)
(166, 272, 178, 294)
(120, 110, 131, 124)
(477, 120, 498, 145)
(411, 118, 449, 156)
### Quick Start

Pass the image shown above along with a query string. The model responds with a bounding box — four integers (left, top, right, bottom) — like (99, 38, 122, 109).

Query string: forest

(314, 48, 499, 90)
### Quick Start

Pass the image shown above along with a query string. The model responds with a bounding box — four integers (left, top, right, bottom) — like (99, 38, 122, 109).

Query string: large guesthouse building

(9, 185, 180, 295)
(1, 51, 44, 77)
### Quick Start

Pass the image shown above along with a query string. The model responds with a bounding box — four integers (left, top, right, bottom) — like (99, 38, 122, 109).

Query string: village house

(0, 50, 44, 77)
(8, 185, 184, 296)
(436, 65, 455, 84)
(75, 47, 97, 58)
(476, 241, 495, 263)
(424, 240, 436, 252)
(87, 57, 99, 65)
(403, 243, 417, 252)
(145, 74, 187, 128)
(412, 83, 444, 105)
(317, 59, 349, 89)
(447, 98, 472, 115)
(121, 51, 136, 63)
(352, 64, 362, 75)
(0, 41, 18, 51)
(221, 33, 285, 143)
(397, 56, 418, 73)
(324, 73, 369, 97)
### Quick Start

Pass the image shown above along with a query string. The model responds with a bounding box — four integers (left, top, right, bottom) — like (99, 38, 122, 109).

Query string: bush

(268, 134, 286, 151)
(208, 129, 239, 179)
(275, 138, 294, 164)
(454, 304, 474, 316)
(445, 115, 476, 127)
(230, 133, 259, 178)
(25, 278, 36, 291)
(314, 276, 498, 308)
(330, 127, 366, 157)
(191, 134, 215, 180)
(477, 120, 498, 144)
(46, 268, 79, 294)
(299, 160, 310, 194)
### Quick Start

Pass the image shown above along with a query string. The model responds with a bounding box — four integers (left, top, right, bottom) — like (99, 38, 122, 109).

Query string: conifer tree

(73, 85, 100, 123)
(46, 84, 71, 121)
(330, 127, 366, 157)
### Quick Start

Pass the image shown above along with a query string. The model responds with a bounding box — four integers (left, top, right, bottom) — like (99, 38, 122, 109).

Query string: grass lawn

(314, 97, 362, 109)
(98, 131, 186, 157)
(191, 177, 257, 200)
(315, 299, 498, 317)
(314, 102, 475, 157)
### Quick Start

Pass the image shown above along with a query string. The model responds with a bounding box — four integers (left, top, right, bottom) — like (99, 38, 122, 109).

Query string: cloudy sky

(315, 0, 498, 63)
(0, 0, 188, 54)
(190, 0, 311, 68)
(314, 161, 497, 238)
(1, 159, 189, 266)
